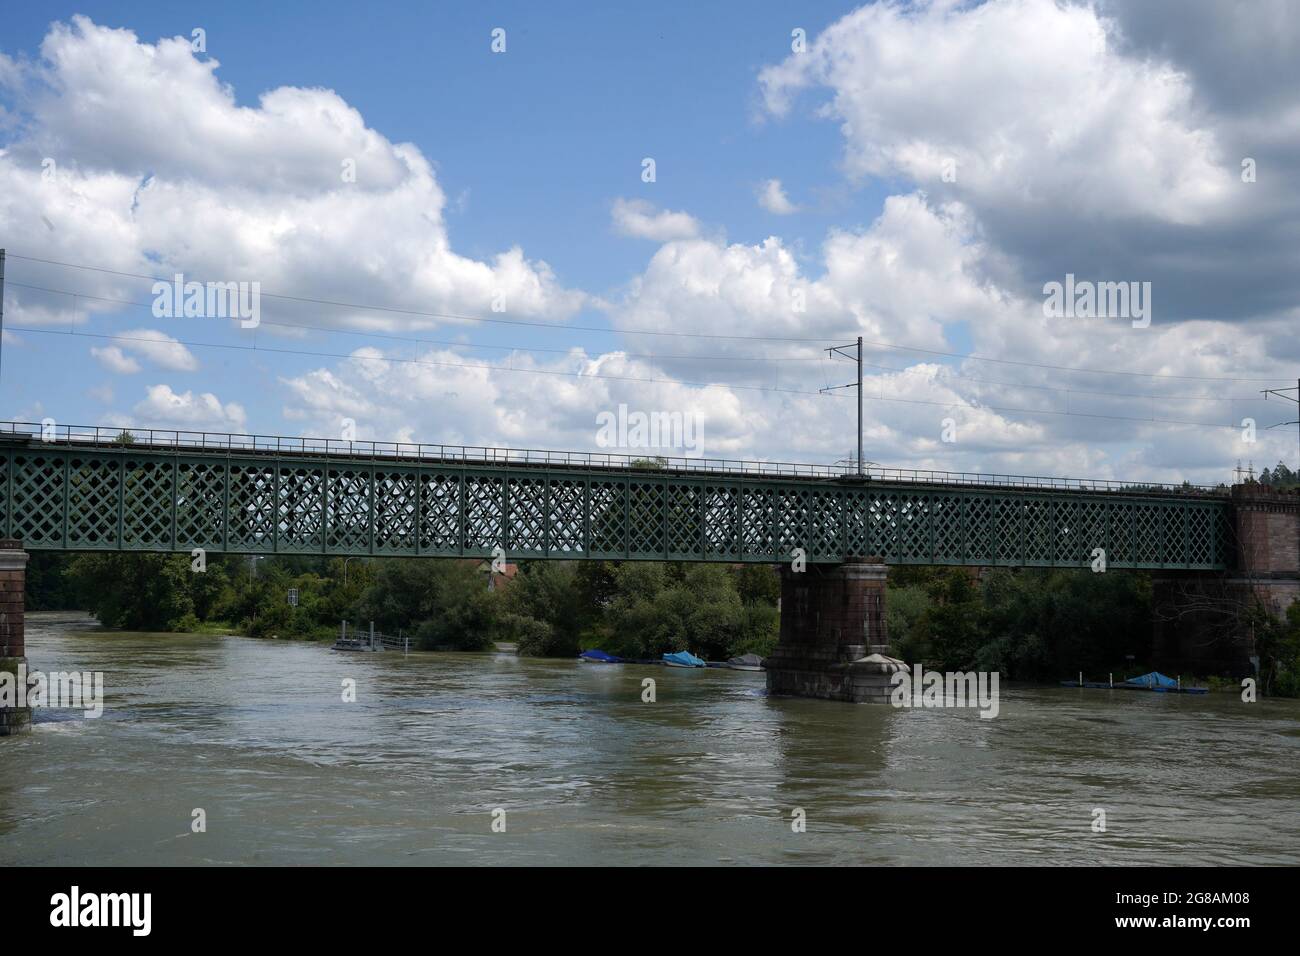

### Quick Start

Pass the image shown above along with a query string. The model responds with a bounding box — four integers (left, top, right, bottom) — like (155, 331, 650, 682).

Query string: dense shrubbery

(64, 553, 197, 631)
(357, 560, 498, 651)
(1253, 600, 1300, 697)
(61, 553, 370, 639)
(26, 552, 1300, 693)
(501, 563, 594, 658)
(888, 566, 1152, 681)
(43, 552, 781, 659)
(25, 552, 81, 611)
(500, 561, 779, 661)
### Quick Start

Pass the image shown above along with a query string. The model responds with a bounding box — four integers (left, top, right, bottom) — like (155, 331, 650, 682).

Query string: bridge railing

(0, 420, 1227, 495)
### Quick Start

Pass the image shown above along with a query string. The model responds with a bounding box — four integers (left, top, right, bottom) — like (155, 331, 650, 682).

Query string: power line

(7, 279, 1277, 405)
(5, 281, 826, 366)
(8, 325, 832, 397)
(7, 251, 1293, 384)
(4, 270, 1287, 432)
(1260, 379, 1300, 469)
(7, 254, 841, 344)
(821, 337, 865, 476)
(6, 324, 1267, 432)
(859, 359, 1261, 404)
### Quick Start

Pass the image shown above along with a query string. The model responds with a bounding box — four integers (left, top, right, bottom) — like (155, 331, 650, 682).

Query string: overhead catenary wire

(5, 281, 827, 366)
(5, 324, 1267, 432)
(4, 278, 1283, 404)
(5, 254, 1294, 435)
(7, 254, 852, 343)
(6, 251, 1294, 384)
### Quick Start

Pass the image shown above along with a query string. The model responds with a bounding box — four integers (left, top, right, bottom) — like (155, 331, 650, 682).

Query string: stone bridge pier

(0, 539, 29, 735)
(1153, 484, 1300, 676)
(764, 560, 905, 703)
(1230, 484, 1300, 611)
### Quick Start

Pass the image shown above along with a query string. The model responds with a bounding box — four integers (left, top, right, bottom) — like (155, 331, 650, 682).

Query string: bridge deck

(0, 425, 1232, 569)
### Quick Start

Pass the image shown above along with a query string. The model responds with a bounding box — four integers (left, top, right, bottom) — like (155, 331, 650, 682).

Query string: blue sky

(3, 1, 867, 295)
(2, 1, 1298, 482)
(0, 2, 881, 439)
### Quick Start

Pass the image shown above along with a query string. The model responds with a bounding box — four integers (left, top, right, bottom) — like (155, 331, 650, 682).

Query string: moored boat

(662, 650, 706, 668)
(726, 653, 765, 672)
(578, 649, 624, 664)
(1059, 671, 1209, 694)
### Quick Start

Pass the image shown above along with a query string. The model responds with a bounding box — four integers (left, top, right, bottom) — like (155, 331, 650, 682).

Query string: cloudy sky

(1, 0, 1298, 484)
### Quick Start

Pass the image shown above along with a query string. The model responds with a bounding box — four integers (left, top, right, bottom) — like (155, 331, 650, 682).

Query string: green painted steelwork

(0, 439, 1232, 569)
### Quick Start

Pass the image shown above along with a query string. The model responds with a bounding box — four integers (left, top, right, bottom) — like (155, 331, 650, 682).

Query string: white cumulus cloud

(0, 16, 585, 335)
(611, 198, 700, 241)
(132, 384, 247, 432)
(759, 0, 1230, 224)
(90, 345, 141, 375)
(757, 179, 799, 215)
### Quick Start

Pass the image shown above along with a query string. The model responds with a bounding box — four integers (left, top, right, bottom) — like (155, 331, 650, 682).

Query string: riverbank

(3, 615, 1298, 866)
(45, 552, 1287, 691)
(27, 612, 1257, 696)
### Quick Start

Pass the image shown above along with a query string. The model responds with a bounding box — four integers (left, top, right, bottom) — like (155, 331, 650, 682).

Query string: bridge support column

(1153, 486, 1300, 677)
(0, 539, 29, 736)
(1230, 483, 1300, 613)
(764, 561, 906, 703)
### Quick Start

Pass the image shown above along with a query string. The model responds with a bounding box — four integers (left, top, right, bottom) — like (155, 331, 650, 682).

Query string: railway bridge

(0, 422, 1295, 724)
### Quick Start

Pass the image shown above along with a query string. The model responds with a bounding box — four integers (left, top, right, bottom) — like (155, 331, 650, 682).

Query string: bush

(67, 553, 195, 630)
(504, 613, 557, 656)
(602, 563, 756, 661)
(504, 563, 586, 657)
(1256, 601, 1300, 697)
(884, 566, 1156, 682)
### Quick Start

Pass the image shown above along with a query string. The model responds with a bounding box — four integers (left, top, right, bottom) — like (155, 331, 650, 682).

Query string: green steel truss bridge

(0, 422, 1232, 569)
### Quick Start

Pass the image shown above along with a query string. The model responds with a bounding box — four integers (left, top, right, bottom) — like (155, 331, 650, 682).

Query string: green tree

(734, 564, 780, 606)
(67, 553, 195, 630)
(188, 558, 231, 621)
(916, 569, 987, 669)
(357, 559, 501, 650)
(504, 562, 587, 657)
(604, 562, 672, 658)
(26, 552, 78, 611)
(601, 562, 757, 661)
(1254, 600, 1300, 696)
(885, 582, 931, 663)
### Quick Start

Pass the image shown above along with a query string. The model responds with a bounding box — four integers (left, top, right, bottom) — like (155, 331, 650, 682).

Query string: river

(2, 612, 1298, 866)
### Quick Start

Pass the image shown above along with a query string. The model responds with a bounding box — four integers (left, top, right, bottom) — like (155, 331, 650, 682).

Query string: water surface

(3, 612, 1298, 865)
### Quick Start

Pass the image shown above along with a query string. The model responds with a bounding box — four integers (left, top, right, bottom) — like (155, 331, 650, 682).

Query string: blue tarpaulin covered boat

(662, 650, 706, 668)
(1060, 671, 1208, 694)
(1124, 671, 1178, 690)
(579, 649, 623, 664)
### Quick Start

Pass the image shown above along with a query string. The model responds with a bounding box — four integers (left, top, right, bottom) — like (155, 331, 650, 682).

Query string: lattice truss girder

(0, 449, 1231, 568)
